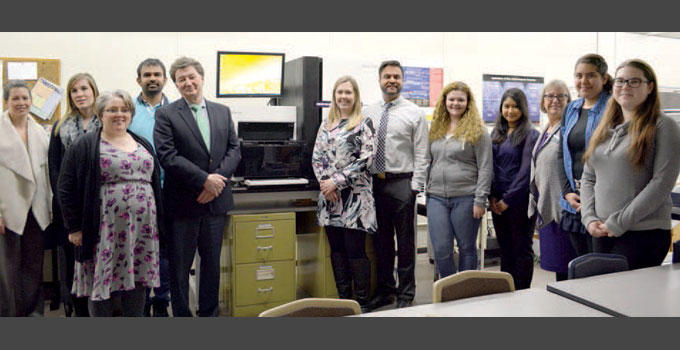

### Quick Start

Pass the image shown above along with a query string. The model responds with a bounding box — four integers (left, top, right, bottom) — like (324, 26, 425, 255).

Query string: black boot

(72, 295, 90, 317)
(152, 300, 169, 317)
(349, 258, 371, 313)
(330, 253, 352, 299)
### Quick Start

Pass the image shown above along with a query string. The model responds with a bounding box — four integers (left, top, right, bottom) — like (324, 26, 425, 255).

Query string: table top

(357, 288, 609, 317)
(547, 263, 680, 317)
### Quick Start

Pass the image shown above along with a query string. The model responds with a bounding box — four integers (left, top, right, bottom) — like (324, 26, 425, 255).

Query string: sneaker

(366, 294, 395, 311)
(395, 299, 413, 309)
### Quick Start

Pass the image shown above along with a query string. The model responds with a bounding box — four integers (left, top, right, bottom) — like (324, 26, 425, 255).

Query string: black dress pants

(491, 201, 536, 290)
(372, 176, 416, 301)
(168, 213, 225, 317)
(593, 228, 670, 270)
(0, 211, 45, 316)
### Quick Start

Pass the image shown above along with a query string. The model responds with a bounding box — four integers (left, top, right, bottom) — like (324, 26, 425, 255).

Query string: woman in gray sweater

(528, 80, 576, 281)
(426, 82, 492, 278)
(581, 59, 680, 270)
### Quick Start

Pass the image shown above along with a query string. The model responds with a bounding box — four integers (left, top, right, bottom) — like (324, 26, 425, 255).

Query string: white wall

(2, 32, 679, 126)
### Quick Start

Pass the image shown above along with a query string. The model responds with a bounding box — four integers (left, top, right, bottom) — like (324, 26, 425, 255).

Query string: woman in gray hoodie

(581, 59, 680, 269)
(425, 82, 492, 278)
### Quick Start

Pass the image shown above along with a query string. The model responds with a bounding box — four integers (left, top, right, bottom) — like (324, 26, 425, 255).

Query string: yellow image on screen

(219, 54, 283, 95)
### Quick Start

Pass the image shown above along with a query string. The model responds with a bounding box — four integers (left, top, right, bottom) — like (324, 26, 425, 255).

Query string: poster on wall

(402, 67, 443, 107)
(482, 74, 543, 123)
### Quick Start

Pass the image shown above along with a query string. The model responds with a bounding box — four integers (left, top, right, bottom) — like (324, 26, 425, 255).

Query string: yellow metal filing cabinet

(296, 211, 377, 298)
(223, 212, 297, 317)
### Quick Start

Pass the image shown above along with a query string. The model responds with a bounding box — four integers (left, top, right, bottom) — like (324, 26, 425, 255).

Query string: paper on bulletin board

(30, 77, 65, 120)
(7, 61, 38, 80)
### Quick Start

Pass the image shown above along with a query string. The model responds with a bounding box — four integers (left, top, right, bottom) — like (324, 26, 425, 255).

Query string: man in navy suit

(154, 57, 241, 317)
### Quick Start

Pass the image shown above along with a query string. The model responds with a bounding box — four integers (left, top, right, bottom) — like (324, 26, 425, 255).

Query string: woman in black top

(489, 88, 539, 290)
(48, 73, 100, 316)
(557, 54, 612, 257)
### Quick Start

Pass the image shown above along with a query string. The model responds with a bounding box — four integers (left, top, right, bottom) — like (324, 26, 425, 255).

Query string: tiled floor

(44, 220, 557, 317)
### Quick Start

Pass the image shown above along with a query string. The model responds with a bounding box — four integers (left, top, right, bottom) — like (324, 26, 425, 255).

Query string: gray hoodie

(426, 131, 493, 207)
(580, 115, 680, 236)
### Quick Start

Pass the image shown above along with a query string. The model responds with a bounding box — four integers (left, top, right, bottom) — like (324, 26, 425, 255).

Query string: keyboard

(244, 178, 309, 187)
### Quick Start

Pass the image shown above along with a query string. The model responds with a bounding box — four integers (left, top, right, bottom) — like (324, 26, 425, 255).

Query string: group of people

(312, 54, 680, 312)
(1, 52, 678, 317)
(0, 56, 241, 317)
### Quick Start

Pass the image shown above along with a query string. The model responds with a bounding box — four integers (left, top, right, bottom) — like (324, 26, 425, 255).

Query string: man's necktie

(191, 104, 210, 151)
(374, 102, 393, 174)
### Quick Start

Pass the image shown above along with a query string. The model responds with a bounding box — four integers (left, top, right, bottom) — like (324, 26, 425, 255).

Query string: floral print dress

(72, 139, 160, 301)
(312, 117, 377, 233)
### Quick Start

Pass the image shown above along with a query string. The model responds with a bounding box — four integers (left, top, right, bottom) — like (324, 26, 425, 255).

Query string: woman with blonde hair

(312, 76, 376, 312)
(581, 59, 680, 270)
(425, 81, 492, 278)
(48, 72, 100, 316)
(528, 80, 576, 281)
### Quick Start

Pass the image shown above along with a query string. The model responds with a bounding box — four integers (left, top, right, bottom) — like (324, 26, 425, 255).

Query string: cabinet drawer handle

(257, 245, 273, 251)
(257, 287, 273, 293)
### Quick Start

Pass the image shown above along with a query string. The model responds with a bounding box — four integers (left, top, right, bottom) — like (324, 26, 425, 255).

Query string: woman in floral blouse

(312, 76, 376, 313)
(57, 90, 164, 316)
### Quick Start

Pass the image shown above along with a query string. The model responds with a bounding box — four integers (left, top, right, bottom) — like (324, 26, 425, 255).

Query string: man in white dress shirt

(363, 60, 430, 310)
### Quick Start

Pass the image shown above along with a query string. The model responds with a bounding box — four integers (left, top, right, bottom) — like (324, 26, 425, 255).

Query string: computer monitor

(216, 51, 285, 97)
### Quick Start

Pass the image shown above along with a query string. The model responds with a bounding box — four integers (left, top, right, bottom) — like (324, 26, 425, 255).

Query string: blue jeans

(426, 194, 480, 278)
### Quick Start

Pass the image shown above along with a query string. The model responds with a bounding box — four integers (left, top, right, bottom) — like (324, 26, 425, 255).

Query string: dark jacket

(47, 120, 69, 246)
(490, 128, 539, 208)
(153, 98, 241, 216)
(57, 128, 165, 262)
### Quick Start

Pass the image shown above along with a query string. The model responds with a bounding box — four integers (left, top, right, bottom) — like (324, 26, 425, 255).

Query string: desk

(358, 288, 609, 317)
(547, 263, 680, 317)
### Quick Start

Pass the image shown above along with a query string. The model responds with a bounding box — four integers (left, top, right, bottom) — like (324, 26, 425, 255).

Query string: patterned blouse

(312, 117, 377, 233)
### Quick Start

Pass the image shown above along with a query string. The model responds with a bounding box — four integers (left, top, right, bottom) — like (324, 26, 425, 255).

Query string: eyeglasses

(544, 94, 568, 102)
(613, 78, 650, 88)
(104, 108, 131, 114)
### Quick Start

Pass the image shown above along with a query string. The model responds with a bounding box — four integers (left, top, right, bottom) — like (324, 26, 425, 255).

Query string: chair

(432, 270, 515, 303)
(258, 298, 361, 317)
(567, 253, 629, 280)
(672, 240, 680, 263)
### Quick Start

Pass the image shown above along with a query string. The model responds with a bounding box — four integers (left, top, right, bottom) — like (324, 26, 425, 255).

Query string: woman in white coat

(0, 80, 52, 316)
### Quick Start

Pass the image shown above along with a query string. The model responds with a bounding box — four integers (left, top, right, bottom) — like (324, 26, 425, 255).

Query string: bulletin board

(1, 57, 61, 125)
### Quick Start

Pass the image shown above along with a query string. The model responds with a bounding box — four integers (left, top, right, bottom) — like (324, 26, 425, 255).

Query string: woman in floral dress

(58, 90, 164, 316)
(312, 76, 375, 312)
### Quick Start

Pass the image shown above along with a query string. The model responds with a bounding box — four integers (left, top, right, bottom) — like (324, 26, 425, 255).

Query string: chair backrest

(567, 253, 629, 279)
(673, 240, 680, 263)
(258, 298, 361, 317)
(432, 270, 515, 303)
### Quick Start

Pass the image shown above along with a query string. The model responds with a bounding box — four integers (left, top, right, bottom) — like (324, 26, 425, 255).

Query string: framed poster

(402, 66, 443, 107)
(482, 74, 544, 123)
